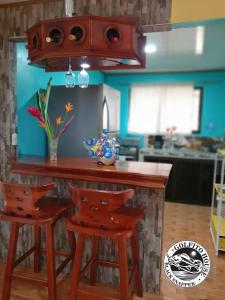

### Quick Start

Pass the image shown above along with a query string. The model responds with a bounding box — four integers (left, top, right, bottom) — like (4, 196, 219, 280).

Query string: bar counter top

(10, 156, 172, 188)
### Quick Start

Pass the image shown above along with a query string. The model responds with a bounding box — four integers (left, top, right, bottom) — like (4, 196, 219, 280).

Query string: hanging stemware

(65, 58, 75, 88)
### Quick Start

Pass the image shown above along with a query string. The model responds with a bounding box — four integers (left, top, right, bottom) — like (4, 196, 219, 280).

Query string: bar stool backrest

(0, 181, 55, 217)
(69, 184, 135, 228)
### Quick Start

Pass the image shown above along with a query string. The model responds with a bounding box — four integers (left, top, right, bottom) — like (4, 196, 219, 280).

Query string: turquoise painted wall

(105, 72, 225, 139)
(17, 42, 225, 156)
(17, 43, 48, 156)
(17, 42, 105, 156)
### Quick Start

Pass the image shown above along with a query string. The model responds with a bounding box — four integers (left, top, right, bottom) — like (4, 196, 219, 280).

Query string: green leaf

(44, 77, 52, 116)
(45, 121, 53, 140)
(45, 115, 54, 139)
(37, 91, 45, 118)
(36, 91, 41, 110)
(36, 91, 41, 111)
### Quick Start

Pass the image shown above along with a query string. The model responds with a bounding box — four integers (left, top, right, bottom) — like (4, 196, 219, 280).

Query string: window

(128, 84, 202, 134)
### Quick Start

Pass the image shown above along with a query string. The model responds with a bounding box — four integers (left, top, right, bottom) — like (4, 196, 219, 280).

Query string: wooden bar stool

(67, 185, 144, 300)
(0, 181, 75, 300)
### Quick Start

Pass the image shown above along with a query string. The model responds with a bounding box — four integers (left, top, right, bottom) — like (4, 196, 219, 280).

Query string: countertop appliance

(118, 137, 140, 161)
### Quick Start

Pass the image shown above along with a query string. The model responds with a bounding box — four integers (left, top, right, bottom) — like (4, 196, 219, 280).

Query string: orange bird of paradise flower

(56, 116, 63, 125)
(65, 102, 73, 112)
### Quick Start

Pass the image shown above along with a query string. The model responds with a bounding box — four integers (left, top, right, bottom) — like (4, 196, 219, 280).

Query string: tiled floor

(161, 202, 225, 300)
(0, 202, 224, 299)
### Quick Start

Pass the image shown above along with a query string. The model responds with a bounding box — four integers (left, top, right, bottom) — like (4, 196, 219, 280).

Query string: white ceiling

(145, 23, 225, 72)
(107, 21, 225, 73)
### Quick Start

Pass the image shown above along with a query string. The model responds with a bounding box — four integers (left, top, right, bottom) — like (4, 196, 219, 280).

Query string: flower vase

(48, 139, 58, 161)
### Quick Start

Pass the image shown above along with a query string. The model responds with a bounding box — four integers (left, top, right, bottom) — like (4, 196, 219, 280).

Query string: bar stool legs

(68, 231, 142, 300)
(90, 237, 99, 286)
(2, 222, 19, 300)
(45, 223, 57, 300)
(69, 234, 86, 300)
(118, 237, 129, 300)
(2, 221, 75, 300)
(34, 225, 41, 273)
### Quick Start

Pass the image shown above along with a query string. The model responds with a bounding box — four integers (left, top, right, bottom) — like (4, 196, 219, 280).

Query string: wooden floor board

(0, 202, 224, 300)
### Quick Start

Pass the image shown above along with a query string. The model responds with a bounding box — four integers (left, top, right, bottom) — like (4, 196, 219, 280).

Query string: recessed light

(195, 26, 205, 55)
(144, 44, 157, 54)
(80, 63, 90, 69)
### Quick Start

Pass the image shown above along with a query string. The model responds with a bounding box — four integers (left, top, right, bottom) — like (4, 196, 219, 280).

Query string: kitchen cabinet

(144, 155, 214, 205)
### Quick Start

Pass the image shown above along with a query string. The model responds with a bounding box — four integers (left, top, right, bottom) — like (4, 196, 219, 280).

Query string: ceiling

(106, 20, 225, 73)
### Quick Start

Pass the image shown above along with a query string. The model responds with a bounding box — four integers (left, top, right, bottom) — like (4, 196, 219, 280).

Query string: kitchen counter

(9, 155, 172, 294)
(139, 147, 216, 161)
(10, 156, 171, 189)
(139, 148, 215, 205)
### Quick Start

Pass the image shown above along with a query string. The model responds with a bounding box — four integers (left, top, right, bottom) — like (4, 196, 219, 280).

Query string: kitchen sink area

(139, 147, 216, 161)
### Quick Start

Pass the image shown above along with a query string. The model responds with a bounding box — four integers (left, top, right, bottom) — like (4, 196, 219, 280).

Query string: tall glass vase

(48, 139, 58, 161)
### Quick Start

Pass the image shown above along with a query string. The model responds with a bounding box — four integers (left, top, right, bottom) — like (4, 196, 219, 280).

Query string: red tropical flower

(28, 107, 41, 117)
(27, 107, 45, 124)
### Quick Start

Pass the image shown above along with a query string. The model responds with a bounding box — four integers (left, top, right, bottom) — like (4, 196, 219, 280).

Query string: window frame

(191, 86, 203, 134)
(128, 84, 203, 135)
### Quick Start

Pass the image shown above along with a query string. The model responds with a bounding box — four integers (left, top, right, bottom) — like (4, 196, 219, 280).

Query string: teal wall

(105, 72, 225, 139)
(17, 42, 105, 156)
(17, 42, 225, 156)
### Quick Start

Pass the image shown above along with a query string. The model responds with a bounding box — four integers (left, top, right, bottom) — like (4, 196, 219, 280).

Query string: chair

(0, 181, 75, 300)
(67, 185, 144, 300)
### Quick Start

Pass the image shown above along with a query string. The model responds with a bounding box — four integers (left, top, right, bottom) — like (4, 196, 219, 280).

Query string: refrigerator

(48, 84, 120, 157)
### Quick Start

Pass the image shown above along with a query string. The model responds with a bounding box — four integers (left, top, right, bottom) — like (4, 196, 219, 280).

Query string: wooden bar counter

(10, 156, 172, 294)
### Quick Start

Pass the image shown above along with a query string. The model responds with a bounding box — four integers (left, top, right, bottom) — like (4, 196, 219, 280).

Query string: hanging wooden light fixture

(26, 15, 146, 72)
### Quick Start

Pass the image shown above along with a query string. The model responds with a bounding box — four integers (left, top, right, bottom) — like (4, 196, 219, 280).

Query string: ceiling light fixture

(195, 26, 205, 55)
(144, 44, 157, 54)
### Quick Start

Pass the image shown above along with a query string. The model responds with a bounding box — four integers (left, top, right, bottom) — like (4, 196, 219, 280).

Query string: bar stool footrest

(96, 259, 134, 271)
(11, 273, 48, 287)
(41, 248, 72, 257)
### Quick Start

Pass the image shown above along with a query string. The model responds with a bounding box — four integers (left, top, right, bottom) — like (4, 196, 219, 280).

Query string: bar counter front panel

(9, 156, 172, 294)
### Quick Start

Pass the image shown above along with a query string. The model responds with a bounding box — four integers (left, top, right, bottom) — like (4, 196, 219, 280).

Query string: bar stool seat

(67, 185, 144, 300)
(0, 181, 75, 300)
